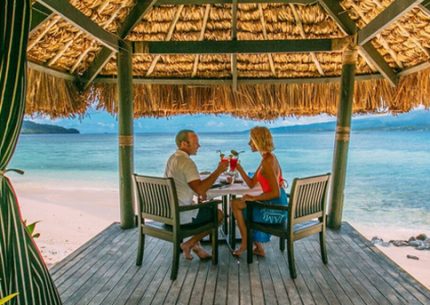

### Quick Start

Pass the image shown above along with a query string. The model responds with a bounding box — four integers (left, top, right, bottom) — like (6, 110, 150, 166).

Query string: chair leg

(212, 228, 218, 265)
(171, 243, 180, 281)
(320, 231, 328, 264)
(136, 230, 145, 266)
(287, 239, 297, 279)
(279, 238, 285, 252)
(246, 226, 253, 264)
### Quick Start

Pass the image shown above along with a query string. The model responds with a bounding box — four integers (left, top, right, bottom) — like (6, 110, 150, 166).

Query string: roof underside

(26, 0, 430, 119)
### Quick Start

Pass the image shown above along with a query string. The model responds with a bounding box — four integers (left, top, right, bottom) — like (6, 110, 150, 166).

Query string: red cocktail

(229, 157, 238, 171)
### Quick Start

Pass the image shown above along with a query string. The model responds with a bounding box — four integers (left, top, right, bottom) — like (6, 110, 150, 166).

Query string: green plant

(24, 220, 40, 239)
(0, 293, 18, 305)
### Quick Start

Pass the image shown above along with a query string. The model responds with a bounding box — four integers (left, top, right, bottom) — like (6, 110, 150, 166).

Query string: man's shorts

(191, 206, 215, 225)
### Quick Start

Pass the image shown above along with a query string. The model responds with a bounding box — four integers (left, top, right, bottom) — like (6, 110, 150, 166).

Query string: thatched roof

(26, 0, 430, 119)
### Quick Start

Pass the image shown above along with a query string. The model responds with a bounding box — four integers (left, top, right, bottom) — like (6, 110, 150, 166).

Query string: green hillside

(22, 120, 80, 134)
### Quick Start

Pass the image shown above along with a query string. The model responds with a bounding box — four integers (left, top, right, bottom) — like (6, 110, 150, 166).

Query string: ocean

(9, 130, 430, 231)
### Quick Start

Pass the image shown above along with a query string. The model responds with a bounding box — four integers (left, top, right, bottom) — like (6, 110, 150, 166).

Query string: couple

(164, 127, 288, 260)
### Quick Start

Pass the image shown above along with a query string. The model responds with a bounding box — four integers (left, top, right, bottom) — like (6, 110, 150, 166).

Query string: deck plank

(51, 223, 430, 305)
(111, 237, 165, 305)
(264, 245, 291, 305)
(50, 224, 119, 276)
(60, 229, 132, 305)
(214, 246, 230, 305)
(343, 224, 430, 303)
(226, 251, 239, 305)
(238, 256, 252, 305)
(52, 224, 121, 282)
(298, 239, 344, 305)
(304, 239, 366, 305)
(187, 261, 210, 305)
(60, 229, 134, 302)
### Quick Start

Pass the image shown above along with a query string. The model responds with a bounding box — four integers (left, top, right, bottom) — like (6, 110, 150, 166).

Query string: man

(164, 129, 228, 260)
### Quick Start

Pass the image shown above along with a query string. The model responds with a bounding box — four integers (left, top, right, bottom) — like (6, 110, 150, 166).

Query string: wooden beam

(28, 61, 75, 80)
(360, 44, 398, 86)
(77, 48, 114, 89)
(232, 54, 238, 90)
(70, 3, 124, 74)
(192, 4, 211, 77)
(117, 40, 135, 229)
(133, 38, 349, 55)
(37, 0, 119, 52)
(232, 0, 238, 91)
(94, 73, 384, 85)
(147, 5, 184, 76)
(369, 0, 430, 58)
(290, 3, 324, 75)
(258, 4, 277, 77)
(155, 0, 317, 5)
(318, 0, 398, 86)
(351, 2, 403, 68)
(421, 0, 430, 15)
(78, 0, 157, 90)
(358, 0, 424, 46)
(118, 0, 159, 37)
(48, 32, 83, 66)
(27, 15, 61, 51)
(31, 2, 53, 34)
(398, 61, 430, 77)
(328, 45, 358, 229)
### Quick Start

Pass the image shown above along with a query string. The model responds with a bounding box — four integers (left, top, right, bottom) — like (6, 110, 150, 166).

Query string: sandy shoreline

(11, 178, 430, 289)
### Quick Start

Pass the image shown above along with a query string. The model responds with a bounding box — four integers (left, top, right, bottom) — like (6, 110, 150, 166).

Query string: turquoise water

(9, 131, 430, 230)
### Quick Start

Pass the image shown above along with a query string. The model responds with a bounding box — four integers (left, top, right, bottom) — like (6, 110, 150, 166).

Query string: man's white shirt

(164, 149, 200, 223)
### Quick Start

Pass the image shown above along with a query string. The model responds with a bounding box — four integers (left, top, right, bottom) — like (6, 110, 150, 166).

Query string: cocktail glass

(229, 157, 238, 172)
(221, 157, 229, 165)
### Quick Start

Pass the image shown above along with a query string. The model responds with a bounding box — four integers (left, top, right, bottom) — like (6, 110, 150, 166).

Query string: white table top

(204, 174, 262, 198)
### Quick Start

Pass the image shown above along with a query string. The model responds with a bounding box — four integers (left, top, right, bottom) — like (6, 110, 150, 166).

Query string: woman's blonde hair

(250, 126, 274, 152)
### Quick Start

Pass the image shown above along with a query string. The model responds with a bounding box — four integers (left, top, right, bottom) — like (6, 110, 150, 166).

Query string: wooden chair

(246, 173, 331, 278)
(133, 174, 219, 280)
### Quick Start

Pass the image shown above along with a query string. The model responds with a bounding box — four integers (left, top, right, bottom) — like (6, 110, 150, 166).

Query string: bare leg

(181, 209, 224, 260)
(231, 199, 247, 256)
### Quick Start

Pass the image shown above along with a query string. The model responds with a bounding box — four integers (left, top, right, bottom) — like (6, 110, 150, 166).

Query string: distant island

(270, 110, 430, 133)
(22, 120, 80, 134)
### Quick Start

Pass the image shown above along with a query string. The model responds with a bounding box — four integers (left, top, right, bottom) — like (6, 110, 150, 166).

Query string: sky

(28, 104, 430, 134)
(26, 107, 340, 134)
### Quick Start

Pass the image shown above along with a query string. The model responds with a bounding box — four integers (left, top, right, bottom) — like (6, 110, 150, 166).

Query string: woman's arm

(236, 162, 259, 188)
(243, 156, 280, 202)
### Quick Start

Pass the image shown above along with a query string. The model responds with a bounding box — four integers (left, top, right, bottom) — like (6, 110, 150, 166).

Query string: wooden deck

(50, 222, 430, 305)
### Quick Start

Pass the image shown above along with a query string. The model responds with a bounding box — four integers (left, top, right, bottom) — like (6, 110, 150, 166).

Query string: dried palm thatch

(25, 0, 430, 119)
(82, 67, 430, 120)
(26, 69, 89, 117)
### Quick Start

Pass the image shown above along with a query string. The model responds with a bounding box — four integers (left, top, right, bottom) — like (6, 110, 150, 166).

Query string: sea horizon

(10, 129, 430, 233)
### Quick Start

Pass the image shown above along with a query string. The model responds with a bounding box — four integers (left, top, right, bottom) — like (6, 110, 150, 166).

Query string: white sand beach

(12, 178, 430, 289)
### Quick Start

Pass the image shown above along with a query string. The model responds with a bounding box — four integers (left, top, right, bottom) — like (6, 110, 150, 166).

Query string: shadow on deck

(50, 222, 430, 305)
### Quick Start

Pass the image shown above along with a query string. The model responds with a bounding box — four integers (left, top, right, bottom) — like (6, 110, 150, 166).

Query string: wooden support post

(117, 40, 135, 229)
(328, 42, 358, 229)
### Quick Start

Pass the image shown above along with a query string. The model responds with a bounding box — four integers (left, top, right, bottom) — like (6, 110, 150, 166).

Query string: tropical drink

(229, 157, 238, 171)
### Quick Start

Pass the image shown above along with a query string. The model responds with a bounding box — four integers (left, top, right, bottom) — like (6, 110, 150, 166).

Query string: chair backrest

(288, 173, 331, 226)
(133, 174, 179, 226)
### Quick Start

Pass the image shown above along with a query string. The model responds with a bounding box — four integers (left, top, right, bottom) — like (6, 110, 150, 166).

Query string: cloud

(206, 120, 225, 127)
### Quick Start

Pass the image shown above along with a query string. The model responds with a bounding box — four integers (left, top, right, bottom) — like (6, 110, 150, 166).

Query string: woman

(231, 126, 288, 257)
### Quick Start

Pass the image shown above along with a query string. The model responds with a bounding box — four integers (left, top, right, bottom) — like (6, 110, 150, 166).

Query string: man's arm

(188, 161, 228, 196)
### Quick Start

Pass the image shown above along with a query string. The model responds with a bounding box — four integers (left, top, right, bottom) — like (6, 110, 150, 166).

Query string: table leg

(229, 195, 236, 249)
(222, 195, 228, 235)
